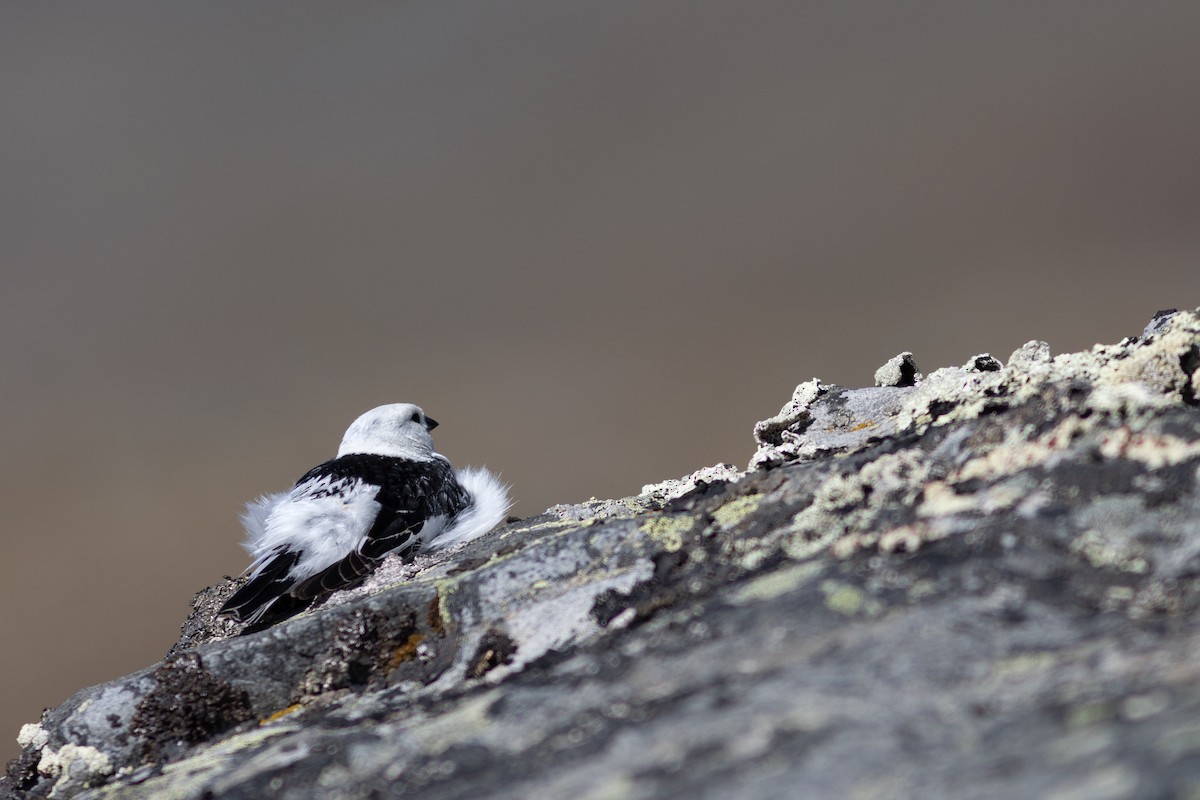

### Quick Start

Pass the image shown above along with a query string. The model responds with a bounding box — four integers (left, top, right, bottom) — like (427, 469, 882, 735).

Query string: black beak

(424, 416, 439, 431)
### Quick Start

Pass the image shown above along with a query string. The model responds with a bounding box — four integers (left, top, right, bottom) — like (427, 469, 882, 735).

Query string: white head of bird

(336, 403, 440, 460)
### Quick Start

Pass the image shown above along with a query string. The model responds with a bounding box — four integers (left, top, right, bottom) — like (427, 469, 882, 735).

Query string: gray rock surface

(873, 350, 923, 387)
(5, 309, 1200, 800)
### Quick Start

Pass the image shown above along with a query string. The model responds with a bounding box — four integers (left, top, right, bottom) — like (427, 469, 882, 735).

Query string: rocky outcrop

(5, 309, 1200, 800)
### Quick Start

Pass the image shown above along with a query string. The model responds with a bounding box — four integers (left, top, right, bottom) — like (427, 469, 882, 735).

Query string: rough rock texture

(5, 309, 1200, 800)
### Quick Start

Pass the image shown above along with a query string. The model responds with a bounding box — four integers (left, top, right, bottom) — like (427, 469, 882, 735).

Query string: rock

(873, 351, 923, 387)
(751, 378, 826, 448)
(5, 309, 1200, 800)
(963, 353, 1003, 372)
(1143, 308, 1179, 338)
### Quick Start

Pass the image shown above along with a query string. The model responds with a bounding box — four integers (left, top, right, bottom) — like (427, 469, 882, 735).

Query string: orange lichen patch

(259, 704, 303, 725)
(426, 595, 444, 634)
(849, 420, 876, 432)
(386, 632, 426, 670)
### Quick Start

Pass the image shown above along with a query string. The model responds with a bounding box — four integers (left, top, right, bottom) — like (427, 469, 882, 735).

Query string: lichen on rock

(5, 308, 1200, 800)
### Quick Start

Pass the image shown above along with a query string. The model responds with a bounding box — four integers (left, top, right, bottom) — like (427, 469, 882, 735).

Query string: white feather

(243, 476, 381, 580)
(423, 466, 511, 551)
(239, 491, 288, 548)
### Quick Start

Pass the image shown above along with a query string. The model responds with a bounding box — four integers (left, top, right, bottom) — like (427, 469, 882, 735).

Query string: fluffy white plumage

(221, 403, 510, 625)
(240, 477, 387, 581)
(423, 466, 512, 550)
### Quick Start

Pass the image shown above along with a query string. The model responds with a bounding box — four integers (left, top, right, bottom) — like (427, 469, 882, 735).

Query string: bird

(218, 403, 511, 627)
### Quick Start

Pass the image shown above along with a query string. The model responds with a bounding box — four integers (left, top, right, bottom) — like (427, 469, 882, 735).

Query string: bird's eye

(410, 412, 422, 423)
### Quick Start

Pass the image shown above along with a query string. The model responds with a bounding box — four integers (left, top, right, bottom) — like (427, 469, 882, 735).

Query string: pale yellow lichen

(433, 577, 459, 631)
(820, 581, 881, 616)
(409, 690, 500, 751)
(1065, 701, 1115, 730)
(730, 563, 823, 604)
(1121, 692, 1171, 721)
(712, 494, 763, 529)
(738, 546, 774, 571)
(640, 515, 695, 552)
(992, 651, 1058, 676)
(906, 579, 938, 602)
(1070, 530, 1149, 574)
(1105, 586, 1136, 603)
(785, 451, 931, 560)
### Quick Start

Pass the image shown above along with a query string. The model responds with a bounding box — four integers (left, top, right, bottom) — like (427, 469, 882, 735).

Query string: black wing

(218, 547, 300, 623)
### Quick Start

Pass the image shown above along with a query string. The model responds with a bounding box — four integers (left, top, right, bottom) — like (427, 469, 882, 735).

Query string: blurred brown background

(2, 2, 1199, 760)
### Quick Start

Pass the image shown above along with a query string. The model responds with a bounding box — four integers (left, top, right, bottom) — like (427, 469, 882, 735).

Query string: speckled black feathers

(297, 454, 468, 517)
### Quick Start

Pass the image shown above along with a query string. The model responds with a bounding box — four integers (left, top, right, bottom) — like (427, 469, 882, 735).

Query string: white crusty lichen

(17, 722, 49, 751)
(37, 742, 115, 795)
(781, 450, 931, 561)
(749, 379, 831, 469)
(892, 309, 1200, 434)
(640, 463, 743, 505)
(753, 379, 826, 446)
(1097, 428, 1200, 469)
(744, 308, 1200, 564)
(750, 308, 1200, 472)
(1101, 311, 1200, 396)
